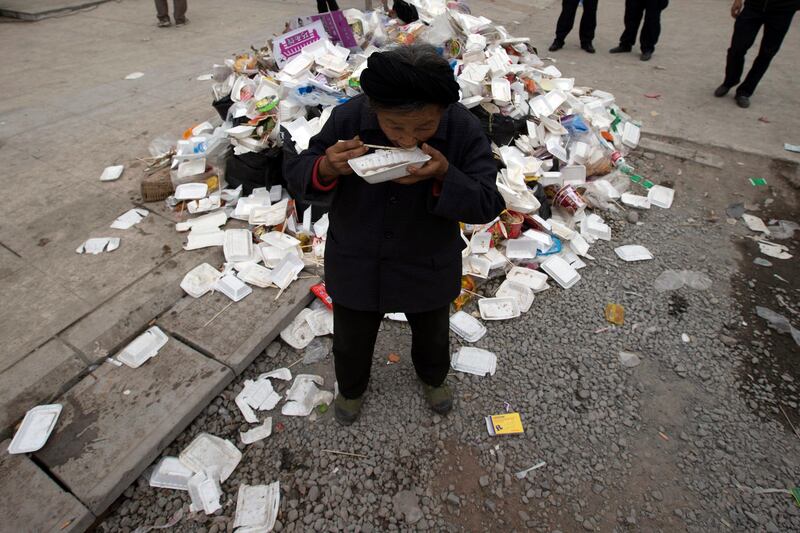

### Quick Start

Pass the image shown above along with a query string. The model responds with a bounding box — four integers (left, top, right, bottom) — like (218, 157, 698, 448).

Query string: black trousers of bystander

(555, 0, 600, 45)
(332, 303, 450, 400)
(619, 0, 669, 53)
(723, 4, 797, 97)
(317, 0, 340, 13)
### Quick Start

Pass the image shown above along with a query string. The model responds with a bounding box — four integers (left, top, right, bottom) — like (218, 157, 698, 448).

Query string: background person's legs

(405, 305, 450, 388)
(172, 0, 187, 23)
(578, 0, 599, 45)
(723, 5, 764, 90)
(332, 304, 383, 399)
(619, 0, 645, 48)
(554, 0, 581, 45)
(736, 9, 795, 97)
(639, 0, 668, 53)
(154, 0, 169, 22)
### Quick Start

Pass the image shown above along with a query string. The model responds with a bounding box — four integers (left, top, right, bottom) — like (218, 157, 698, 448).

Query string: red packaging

(311, 282, 333, 310)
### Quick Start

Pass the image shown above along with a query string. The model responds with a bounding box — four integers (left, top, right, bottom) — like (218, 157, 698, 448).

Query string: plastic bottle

(610, 151, 634, 175)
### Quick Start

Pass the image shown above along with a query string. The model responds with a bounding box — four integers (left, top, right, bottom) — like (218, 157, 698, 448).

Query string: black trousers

(619, 0, 669, 52)
(317, 0, 339, 13)
(555, 0, 599, 45)
(723, 5, 796, 97)
(333, 303, 450, 399)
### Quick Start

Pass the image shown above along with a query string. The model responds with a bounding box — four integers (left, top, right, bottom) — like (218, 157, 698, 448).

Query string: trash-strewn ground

(97, 144, 799, 532)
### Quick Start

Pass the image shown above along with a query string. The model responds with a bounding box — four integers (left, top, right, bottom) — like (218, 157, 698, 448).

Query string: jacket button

(384, 231, 393, 239)
(389, 196, 398, 204)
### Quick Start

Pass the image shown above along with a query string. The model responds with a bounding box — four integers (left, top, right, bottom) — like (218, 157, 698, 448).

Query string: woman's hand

(731, 0, 743, 18)
(393, 143, 450, 185)
(319, 137, 368, 180)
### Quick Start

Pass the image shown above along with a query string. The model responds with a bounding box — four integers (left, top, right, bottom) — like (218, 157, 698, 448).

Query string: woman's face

(376, 104, 445, 149)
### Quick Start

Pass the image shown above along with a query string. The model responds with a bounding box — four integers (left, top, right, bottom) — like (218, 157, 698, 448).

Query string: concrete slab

(0, 0, 114, 21)
(34, 335, 233, 515)
(159, 276, 319, 374)
(0, 244, 23, 280)
(0, 267, 92, 372)
(60, 247, 223, 363)
(0, 439, 95, 532)
(639, 136, 725, 169)
(0, 338, 87, 438)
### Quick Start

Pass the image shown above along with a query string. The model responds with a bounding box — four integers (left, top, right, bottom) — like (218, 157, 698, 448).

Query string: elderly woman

(285, 44, 505, 425)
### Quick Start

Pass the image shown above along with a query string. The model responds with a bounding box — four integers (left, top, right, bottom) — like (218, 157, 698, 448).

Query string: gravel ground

(97, 143, 799, 533)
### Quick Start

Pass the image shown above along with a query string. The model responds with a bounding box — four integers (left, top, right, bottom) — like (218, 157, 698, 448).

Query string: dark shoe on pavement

(175, 18, 189, 26)
(334, 394, 363, 426)
(157, 18, 171, 27)
(549, 40, 563, 52)
(609, 45, 632, 54)
(735, 94, 751, 108)
(714, 84, 732, 97)
(581, 42, 596, 54)
(640, 51, 653, 61)
(422, 382, 453, 415)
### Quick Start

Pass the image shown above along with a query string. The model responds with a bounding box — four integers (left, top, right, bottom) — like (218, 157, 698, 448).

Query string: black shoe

(714, 84, 732, 97)
(581, 42, 596, 53)
(549, 40, 563, 52)
(735, 94, 751, 108)
(640, 51, 653, 61)
(157, 18, 171, 27)
(609, 45, 632, 54)
(175, 17, 189, 26)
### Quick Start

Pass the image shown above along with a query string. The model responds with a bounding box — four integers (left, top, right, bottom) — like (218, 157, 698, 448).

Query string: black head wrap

(360, 49, 460, 108)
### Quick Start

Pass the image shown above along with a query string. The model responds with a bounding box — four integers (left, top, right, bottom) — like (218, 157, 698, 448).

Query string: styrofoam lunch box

(174, 182, 209, 201)
(116, 326, 169, 368)
(496, 279, 534, 313)
(451, 347, 497, 376)
(506, 266, 549, 291)
(7, 404, 62, 454)
(348, 148, 431, 184)
(149, 456, 195, 491)
(449, 311, 487, 342)
(478, 297, 521, 320)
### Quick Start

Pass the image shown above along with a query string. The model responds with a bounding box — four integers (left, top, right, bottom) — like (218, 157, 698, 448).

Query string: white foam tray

(449, 311, 487, 342)
(7, 404, 62, 454)
(478, 297, 521, 320)
(116, 326, 169, 368)
(348, 148, 431, 184)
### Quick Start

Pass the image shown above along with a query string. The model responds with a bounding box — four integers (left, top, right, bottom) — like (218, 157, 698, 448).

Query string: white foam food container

(470, 232, 492, 255)
(281, 374, 334, 417)
(620, 192, 651, 209)
(522, 229, 553, 251)
(647, 185, 674, 209)
(506, 266, 549, 291)
(179, 433, 242, 482)
(262, 231, 300, 250)
(478, 297, 521, 320)
(116, 326, 169, 368)
(174, 182, 209, 201)
(496, 279, 534, 313)
(236, 263, 273, 288)
(540, 256, 581, 289)
(177, 158, 206, 179)
(187, 468, 222, 515)
(181, 263, 222, 298)
(622, 122, 641, 148)
(449, 311, 487, 343)
(506, 238, 538, 259)
(7, 404, 62, 454)
(225, 125, 256, 138)
(223, 229, 254, 263)
(249, 199, 288, 226)
(215, 274, 252, 302)
(451, 347, 497, 376)
(260, 244, 300, 268)
(234, 482, 280, 531)
(614, 244, 654, 262)
(348, 147, 431, 184)
(149, 456, 195, 491)
(100, 165, 124, 182)
(271, 253, 305, 290)
(463, 255, 492, 278)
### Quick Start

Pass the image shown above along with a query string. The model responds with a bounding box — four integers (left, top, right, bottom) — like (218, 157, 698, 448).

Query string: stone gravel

(98, 150, 800, 532)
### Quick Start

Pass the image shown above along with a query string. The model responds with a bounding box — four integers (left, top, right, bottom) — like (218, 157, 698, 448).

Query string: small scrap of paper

(125, 72, 144, 80)
(749, 177, 767, 186)
(785, 143, 800, 153)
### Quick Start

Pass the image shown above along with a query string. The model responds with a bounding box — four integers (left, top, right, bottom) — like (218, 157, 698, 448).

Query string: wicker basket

(140, 168, 174, 202)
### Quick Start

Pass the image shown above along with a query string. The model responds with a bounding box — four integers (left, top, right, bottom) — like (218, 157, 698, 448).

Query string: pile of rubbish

(120, 0, 672, 325)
